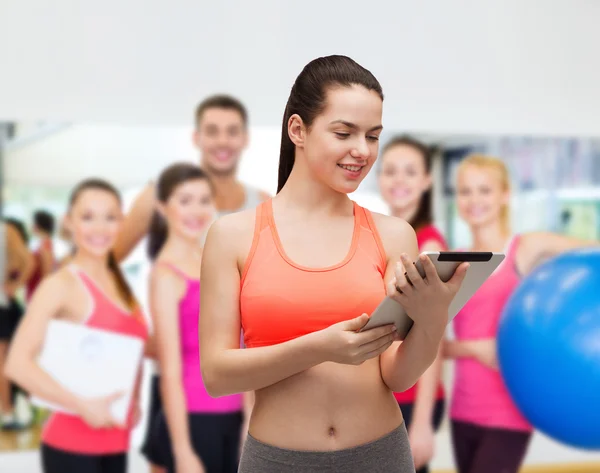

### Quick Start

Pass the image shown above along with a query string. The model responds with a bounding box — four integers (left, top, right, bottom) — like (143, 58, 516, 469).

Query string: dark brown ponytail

(108, 251, 137, 310)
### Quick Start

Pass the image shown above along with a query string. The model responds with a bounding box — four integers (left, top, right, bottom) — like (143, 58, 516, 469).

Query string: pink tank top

(160, 263, 242, 413)
(450, 236, 532, 431)
(42, 266, 148, 454)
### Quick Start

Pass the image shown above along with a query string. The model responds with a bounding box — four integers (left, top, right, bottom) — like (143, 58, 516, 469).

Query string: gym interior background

(2, 1, 600, 472)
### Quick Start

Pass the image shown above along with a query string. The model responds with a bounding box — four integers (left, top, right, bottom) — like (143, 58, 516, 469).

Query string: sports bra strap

(157, 261, 192, 280)
(359, 205, 387, 269)
(240, 201, 270, 285)
(505, 234, 521, 261)
(255, 200, 270, 234)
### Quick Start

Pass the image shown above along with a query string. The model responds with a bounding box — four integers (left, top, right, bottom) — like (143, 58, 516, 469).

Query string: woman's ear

(288, 114, 306, 148)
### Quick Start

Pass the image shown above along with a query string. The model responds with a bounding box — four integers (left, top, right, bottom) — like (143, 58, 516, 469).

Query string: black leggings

(154, 410, 243, 473)
(140, 375, 164, 466)
(41, 444, 127, 473)
(0, 298, 23, 340)
(451, 420, 532, 473)
(399, 399, 446, 473)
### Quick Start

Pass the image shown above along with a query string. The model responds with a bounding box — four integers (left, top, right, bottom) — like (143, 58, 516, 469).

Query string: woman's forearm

(5, 358, 83, 414)
(143, 334, 158, 359)
(160, 372, 195, 456)
(203, 331, 327, 397)
(443, 340, 477, 359)
(381, 319, 445, 394)
(411, 344, 443, 428)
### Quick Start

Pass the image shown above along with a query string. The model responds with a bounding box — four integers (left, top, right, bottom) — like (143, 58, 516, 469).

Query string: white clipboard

(31, 319, 144, 425)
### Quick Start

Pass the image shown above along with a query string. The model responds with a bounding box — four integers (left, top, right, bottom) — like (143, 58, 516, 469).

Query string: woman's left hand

(388, 253, 469, 331)
(408, 422, 435, 470)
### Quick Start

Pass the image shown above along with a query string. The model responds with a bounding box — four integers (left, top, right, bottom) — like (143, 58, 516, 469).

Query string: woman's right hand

(75, 391, 124, 429)
(318, 314, 398, 365)
(175, 448, 206, 473)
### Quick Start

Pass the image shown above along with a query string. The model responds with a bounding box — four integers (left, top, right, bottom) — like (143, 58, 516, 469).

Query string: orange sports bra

(240, 199, 388, 348)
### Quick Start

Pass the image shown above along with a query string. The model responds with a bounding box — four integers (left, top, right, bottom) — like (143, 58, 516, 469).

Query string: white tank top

(215, 184, 263, 218)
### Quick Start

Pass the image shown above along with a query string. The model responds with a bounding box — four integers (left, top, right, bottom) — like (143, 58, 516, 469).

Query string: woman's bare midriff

(248, 357, 404, 451)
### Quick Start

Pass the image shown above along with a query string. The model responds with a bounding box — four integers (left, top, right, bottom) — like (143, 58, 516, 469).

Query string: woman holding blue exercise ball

(443, 154, 598, 473)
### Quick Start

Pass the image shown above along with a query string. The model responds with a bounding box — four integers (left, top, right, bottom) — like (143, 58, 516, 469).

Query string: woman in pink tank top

(145, 163, 244, 473)
(4, 178, 148, 473)
(378, 135, 447, 473)
(444, 155, 599, 473)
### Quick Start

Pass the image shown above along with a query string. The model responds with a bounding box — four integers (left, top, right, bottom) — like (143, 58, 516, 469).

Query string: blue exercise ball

(498, 248, 600, 450)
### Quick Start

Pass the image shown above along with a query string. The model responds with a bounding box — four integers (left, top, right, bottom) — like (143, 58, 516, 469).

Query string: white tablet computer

(359, 251, 505, 339)
(31, 319, 144, 424)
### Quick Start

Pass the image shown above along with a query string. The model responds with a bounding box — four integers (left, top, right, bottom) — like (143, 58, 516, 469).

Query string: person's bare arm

(410, 344, 443, 419)
(443, 339, 498, 370)
(143, 333, 158, 359)
(442, 339, 479, 359)
(39, 244, 55, 277)
(199, 215, 328, 397)
(4, 224, 34, 295)
(113, 183, 156, 263)
(199, 213, 396, 397)
(4, 272, 89, 412)
(378, 216, 467, 393)
(150, 265, 200, 462)
(408, 239, 445, 431)
(519, 232, 600, 275)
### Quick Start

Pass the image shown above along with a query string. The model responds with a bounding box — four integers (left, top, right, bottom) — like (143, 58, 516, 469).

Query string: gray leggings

(238, 422, 415, 473)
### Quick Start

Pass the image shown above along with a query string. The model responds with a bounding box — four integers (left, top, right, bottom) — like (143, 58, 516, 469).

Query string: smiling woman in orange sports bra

(199, 55, 468, 473)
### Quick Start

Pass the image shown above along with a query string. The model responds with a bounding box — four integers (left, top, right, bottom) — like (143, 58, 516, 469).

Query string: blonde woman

(444, 154, 598, 473)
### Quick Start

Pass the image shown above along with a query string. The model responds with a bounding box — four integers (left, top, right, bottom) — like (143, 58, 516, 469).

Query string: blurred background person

(444, 154, 599, 473)
(0, 218, 33, 431)
(378, 135, 447, 473)
(5, 178, 149, 473)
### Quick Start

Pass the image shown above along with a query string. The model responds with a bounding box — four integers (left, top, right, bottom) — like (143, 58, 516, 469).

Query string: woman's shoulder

(416, 224, 448, 249)
(214, 203, 261, 230)
(368, 211, 414, 234)
(30, 265, 78, 300)
(204, 206, 262, 265)
(149, 258, 187, 286)
(367, 211, 419, 257)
